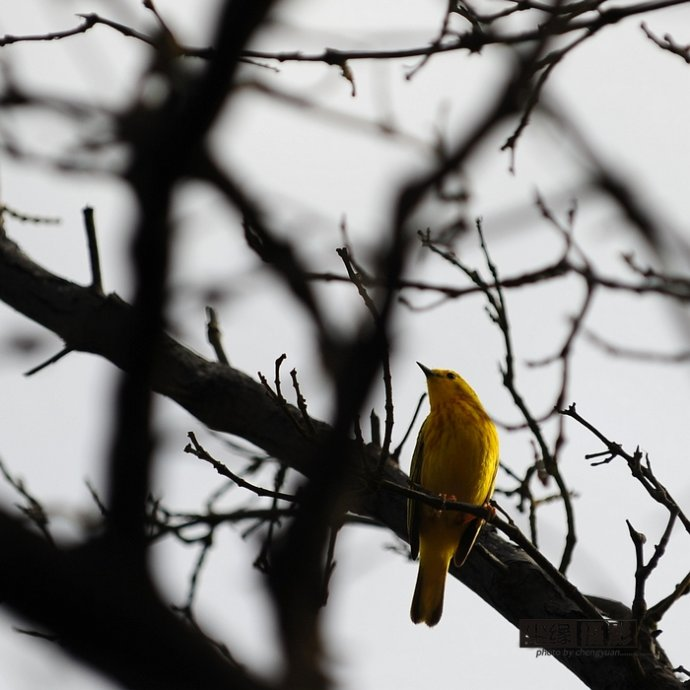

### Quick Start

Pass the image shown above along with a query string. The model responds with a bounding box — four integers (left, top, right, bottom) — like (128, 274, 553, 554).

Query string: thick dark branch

(0, 511, 265, 690)
(0, 230, 684, 689)
(0, 230, 322, 475)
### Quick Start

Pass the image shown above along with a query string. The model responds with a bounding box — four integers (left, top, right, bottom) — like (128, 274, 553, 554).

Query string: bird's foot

(483, 500, 496, 521)
(438, 493, 457, 511)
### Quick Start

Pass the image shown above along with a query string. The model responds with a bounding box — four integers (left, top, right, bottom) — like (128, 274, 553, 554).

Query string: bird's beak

(417, 362, 433, 378)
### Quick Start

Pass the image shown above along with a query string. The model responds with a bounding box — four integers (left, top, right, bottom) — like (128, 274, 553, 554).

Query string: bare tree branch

(0, 224, 685, 688)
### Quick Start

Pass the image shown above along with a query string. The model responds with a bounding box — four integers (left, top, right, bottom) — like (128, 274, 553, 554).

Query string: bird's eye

(446, 372, 455, 379)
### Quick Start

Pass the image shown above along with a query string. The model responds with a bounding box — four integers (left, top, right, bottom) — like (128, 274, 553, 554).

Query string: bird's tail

(410, 548, 452, 626)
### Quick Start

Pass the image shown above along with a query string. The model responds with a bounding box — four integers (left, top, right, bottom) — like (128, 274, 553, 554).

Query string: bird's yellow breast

(419, 398, 498, 506)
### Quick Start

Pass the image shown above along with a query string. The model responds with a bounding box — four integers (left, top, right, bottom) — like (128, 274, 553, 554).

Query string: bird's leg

(482, 500, 496, 521)
(438, 493, 458, 511)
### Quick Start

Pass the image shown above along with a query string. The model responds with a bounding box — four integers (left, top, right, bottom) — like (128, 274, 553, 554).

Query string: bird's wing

(407, 423, 426, 560)
(453, 518, 484, 568)
(485, 450, 500, 501)
(455, 447, 500, 567)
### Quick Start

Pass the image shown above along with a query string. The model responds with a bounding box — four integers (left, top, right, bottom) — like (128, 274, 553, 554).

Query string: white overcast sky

(1, 1, 690, 689)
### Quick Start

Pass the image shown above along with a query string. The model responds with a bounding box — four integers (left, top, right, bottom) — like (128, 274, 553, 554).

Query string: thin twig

(185, 432, 297, 503)
(150, 506, 297, 541)
(381, 478, 495, 521)
(205, 307, 229, 365)
(258, 356, 314, 438)
(82, 207, 103, 295)
(369, 410, 381, 448)
(290, 368, 315, 434)
(336, 246, 395, 465)
(628, 507, 682, 628)
(0, 456, 53, 544)
(253, 464, 290, 574)
(627, 519, 648, 620)
(646, 569, 690, 625)
(85, 480, 109, 517)
(497, 462, 541, 546)
(585, 329, 690, 363)
(172, 606, 244, 669)
(13, 628, 60, 643)
(0, 204, 60, 225)
(561, 404, 690, 534)
(23, 346, 73, 377)
(321, 521, 341, 606)
(642, 22, 690, 63)
(392, 393, 426, 461)
(479, 219, 578, 572)
(183, 531, 214, 611)
(274, 354, 287, 401)
(143, 0, 177, 45)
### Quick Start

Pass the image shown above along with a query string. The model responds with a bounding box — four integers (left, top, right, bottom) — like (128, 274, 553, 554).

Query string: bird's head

(417, 361, 481, 408)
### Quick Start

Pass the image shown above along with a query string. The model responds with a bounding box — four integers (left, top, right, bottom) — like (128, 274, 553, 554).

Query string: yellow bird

(407, 362, 499, 626)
